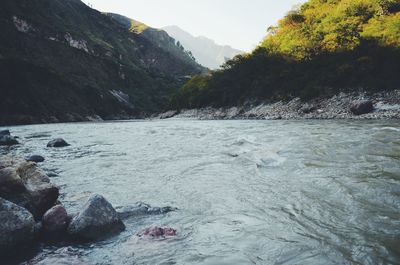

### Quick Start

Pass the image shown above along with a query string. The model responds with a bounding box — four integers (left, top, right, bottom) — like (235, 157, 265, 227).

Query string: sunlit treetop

(260, 0, 400, 59)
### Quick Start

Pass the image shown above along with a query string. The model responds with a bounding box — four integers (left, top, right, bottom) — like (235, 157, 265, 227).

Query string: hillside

(0, 0, 203, 125)
(163, 25, 244, 69)
(173, 0, 400, 109)
(106, 14, 206, 74)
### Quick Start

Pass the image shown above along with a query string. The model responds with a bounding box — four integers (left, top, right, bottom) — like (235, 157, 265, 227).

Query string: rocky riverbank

(158, 90, 400, 120)
(0, 134, 178, 264)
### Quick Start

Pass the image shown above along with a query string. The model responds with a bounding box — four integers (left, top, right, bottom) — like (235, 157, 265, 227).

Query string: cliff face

(0, 0, 203, 125)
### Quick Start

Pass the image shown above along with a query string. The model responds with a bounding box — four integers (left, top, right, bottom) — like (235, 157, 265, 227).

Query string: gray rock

(0, 197, 36, 254)
(42, 205, 69, 234)
(47, 138, 70, 148)
(26, 155, 45, 163)
(0, 130, 10, 136)
(0, 135, 19, 146)
(24, 247, 90, 265)
(116, 202, 177, 219)
(0, 156, 59, 220)
(349, 100, 374, 115)
(67, 194, 125, 241)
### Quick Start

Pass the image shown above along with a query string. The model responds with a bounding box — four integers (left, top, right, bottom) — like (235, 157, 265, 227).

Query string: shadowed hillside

(0, 0, 203, 125)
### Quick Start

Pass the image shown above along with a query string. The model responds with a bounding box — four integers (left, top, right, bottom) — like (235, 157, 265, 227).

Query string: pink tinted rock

(137, 226, 177, 238)
(42, 205, 69, 233)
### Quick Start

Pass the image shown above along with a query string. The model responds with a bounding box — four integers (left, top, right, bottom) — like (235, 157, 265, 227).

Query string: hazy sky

(88, 0, 305, 51)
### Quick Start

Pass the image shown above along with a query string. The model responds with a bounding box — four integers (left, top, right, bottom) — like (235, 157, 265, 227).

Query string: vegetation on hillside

(107, 13, 203, 71)
(173, 0, 400, 109)
(0, 0, 203, 125)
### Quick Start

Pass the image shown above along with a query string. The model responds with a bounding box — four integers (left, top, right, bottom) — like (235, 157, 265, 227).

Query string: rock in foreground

(42, 205, 69, 234)
(68, 194, 125, 241)
(0, 156, 59, 219)
(0, 198, 36, 254)
(350, 100, 374, 115)
(47, 138, 70, 148)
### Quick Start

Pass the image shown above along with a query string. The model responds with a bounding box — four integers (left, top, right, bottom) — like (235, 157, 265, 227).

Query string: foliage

(173, 0, 400, 109)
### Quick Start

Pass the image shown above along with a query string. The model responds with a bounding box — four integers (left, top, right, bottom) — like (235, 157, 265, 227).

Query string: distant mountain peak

(163, 25, 244, 69)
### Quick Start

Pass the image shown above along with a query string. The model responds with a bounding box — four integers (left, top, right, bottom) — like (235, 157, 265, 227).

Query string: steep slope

(163, 25, 244, 69)
(107, 14, 205, 74)
(173, 0, 400, 109)
(0, 0, 203, 125)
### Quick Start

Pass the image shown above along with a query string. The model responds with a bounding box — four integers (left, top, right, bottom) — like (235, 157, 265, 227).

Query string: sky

(87, 0, 306, 52)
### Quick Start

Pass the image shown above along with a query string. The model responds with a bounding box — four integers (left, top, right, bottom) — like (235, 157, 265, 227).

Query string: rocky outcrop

(64, 33, 90, 53)
(47, 138, 70, 148)
(350, 100, 374, 115)
(42, 205, 69, 235)
(67, 194, 125, 241)
(0, 197, 36, 254)
(137, 226, 177, 238)
(26, 155, 45, 163)
(12, 16, 35, 33)
(164, 90, 400, 120)
(0, 156, 59, 219)
(116, 202, 177, 219)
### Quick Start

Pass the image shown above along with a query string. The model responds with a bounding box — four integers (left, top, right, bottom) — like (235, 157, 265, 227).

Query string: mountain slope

(172, 0, 400, 109)
(163, 25, 244, 69)
(106, 14, 206, 74)
(0, 0, 203, 125)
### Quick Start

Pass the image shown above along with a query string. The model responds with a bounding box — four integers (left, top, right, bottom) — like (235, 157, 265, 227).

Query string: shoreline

(1, 90, 400, 127)
(158, 90, 400, 121)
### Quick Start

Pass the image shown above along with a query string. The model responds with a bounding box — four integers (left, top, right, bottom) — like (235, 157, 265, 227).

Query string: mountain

(172, 0, 400, 109)
(0, 0, 204, 125)
(163, 25, 244, 69)
(106, 14, 206, 75)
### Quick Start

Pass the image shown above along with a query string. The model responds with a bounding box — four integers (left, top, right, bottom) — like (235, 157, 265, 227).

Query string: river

(2, 119, 400, 265)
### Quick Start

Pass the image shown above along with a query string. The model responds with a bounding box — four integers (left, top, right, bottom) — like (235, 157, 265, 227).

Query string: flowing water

(2, 120, 400, 265)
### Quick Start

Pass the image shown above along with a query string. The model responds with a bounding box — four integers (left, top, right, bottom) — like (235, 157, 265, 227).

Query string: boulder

(24, 247, 90, 265)
(0, 156, 59, 220)
(0, 167, 26, 196)
(0, 198, 36, 254)
(67, 194, 125, 241)
(47, 138, 70, 148)
(0, 130, 10, 136)
(116, 202, 177, 219)
(42, 205, 69, 234)
(17, 161, 59, 219)
(26, 155, 45, 163)
(0, 135, 19, 146)
(350, 100, 374, 115)
(137, 226, 177, 238)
